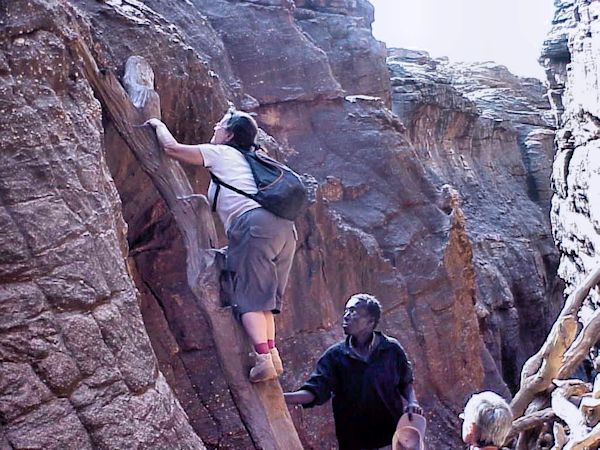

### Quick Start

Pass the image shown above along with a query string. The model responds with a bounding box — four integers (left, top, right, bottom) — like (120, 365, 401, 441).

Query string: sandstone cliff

(0, 2, 204, 448)
(499, 3, 600, 445)
(387, 49, 563, 394)
(541, 0, 600, 322)
(0, 0, 561, 449)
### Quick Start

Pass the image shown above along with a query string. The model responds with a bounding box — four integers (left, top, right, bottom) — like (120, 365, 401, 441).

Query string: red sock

(254, 342, 270, 354)
(267, 339, 275, 350)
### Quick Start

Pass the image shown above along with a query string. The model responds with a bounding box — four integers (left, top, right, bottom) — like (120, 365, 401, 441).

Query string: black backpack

(210, 145, 308, 221)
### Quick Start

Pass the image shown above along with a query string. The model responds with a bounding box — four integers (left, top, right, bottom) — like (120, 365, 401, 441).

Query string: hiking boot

(270, 347, 284, 376)
(249, 352, 277, 383)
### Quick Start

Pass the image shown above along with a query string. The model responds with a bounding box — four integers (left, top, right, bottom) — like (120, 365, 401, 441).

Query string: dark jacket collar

(341, 331, 395, 360)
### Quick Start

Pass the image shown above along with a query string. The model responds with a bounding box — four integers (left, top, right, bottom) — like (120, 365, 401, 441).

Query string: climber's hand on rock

(144, 118, 164, 129)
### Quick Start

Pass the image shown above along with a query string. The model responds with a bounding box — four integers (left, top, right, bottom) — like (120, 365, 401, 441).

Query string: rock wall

(0, 1, 204, 448)
(0, 0, 562, 449)
(542, 0, 600, 322)
(387, 49, 564, 392)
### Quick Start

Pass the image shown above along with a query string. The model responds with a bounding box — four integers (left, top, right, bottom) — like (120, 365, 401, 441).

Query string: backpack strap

(210, 172, 221, 212)
(209, 172, 255, 212)
(230, 143, 261, 155)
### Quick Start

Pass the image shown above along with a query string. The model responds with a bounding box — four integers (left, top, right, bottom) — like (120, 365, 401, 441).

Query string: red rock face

(1, 0, 561, 449)
(0, 1, 204, 448)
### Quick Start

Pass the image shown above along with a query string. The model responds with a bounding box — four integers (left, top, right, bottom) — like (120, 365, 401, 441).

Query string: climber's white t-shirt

(199, 144, 261, 231)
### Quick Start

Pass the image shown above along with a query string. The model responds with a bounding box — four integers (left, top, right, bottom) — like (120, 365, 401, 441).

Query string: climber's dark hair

(223, 109, 258, 149)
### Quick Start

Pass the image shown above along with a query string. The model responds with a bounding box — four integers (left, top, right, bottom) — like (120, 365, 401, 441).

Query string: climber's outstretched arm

(145, 118, 204, 166)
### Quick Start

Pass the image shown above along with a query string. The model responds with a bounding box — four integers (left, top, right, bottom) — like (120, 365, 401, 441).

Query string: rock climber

(146, 109, 296, 383)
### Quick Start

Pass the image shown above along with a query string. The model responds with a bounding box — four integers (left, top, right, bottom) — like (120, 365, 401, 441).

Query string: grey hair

(463, 391, 513, 447)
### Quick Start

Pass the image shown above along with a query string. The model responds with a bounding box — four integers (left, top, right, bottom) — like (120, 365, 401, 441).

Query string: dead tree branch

(511, 265, 600, 418)
(506, 408, 556, 442)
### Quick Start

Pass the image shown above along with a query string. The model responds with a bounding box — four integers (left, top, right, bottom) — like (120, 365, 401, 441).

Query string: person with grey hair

(460, 391, 513, 449)
(284, 293, 422, 450)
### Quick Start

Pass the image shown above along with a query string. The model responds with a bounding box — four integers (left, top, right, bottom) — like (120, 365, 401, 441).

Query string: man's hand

(144, 118, 164, 129)
(404, 402, 423, 420)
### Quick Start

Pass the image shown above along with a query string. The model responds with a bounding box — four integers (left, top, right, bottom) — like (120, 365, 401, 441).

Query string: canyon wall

(387, 49, 563, 393)
(0, 1, 204, 448)
(541, 0, 600, 323)
(0, 0, 562, 448)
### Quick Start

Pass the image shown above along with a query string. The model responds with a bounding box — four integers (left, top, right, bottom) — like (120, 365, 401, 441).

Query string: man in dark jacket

(284, 293, 422, 450)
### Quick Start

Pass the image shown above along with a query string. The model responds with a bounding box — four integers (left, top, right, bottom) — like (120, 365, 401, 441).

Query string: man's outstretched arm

(284, 349, 336, 407)
(284, 390, 316, 405)
(402, 382, 423, 416)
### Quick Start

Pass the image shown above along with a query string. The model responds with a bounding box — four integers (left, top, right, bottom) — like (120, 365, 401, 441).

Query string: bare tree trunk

(551, 382, 587, 443)
(552, 422, 567, 450)
(565, 422, 600, 450)
(511, 265, 600, 418)
(68, 38, 302, 450)
(506, 408, 556, 442)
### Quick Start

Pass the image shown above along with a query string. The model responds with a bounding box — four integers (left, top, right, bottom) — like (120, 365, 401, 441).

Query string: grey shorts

(226, 208, 296, 316)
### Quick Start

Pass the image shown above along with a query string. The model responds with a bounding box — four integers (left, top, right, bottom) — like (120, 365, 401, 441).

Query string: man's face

(342, 297, 374, 336)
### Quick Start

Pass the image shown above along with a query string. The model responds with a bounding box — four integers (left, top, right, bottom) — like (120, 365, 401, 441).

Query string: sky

(368, 0, 556, 80)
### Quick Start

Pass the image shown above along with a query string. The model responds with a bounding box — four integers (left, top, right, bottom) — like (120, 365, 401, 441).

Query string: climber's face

(210, 114, 233, 144)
